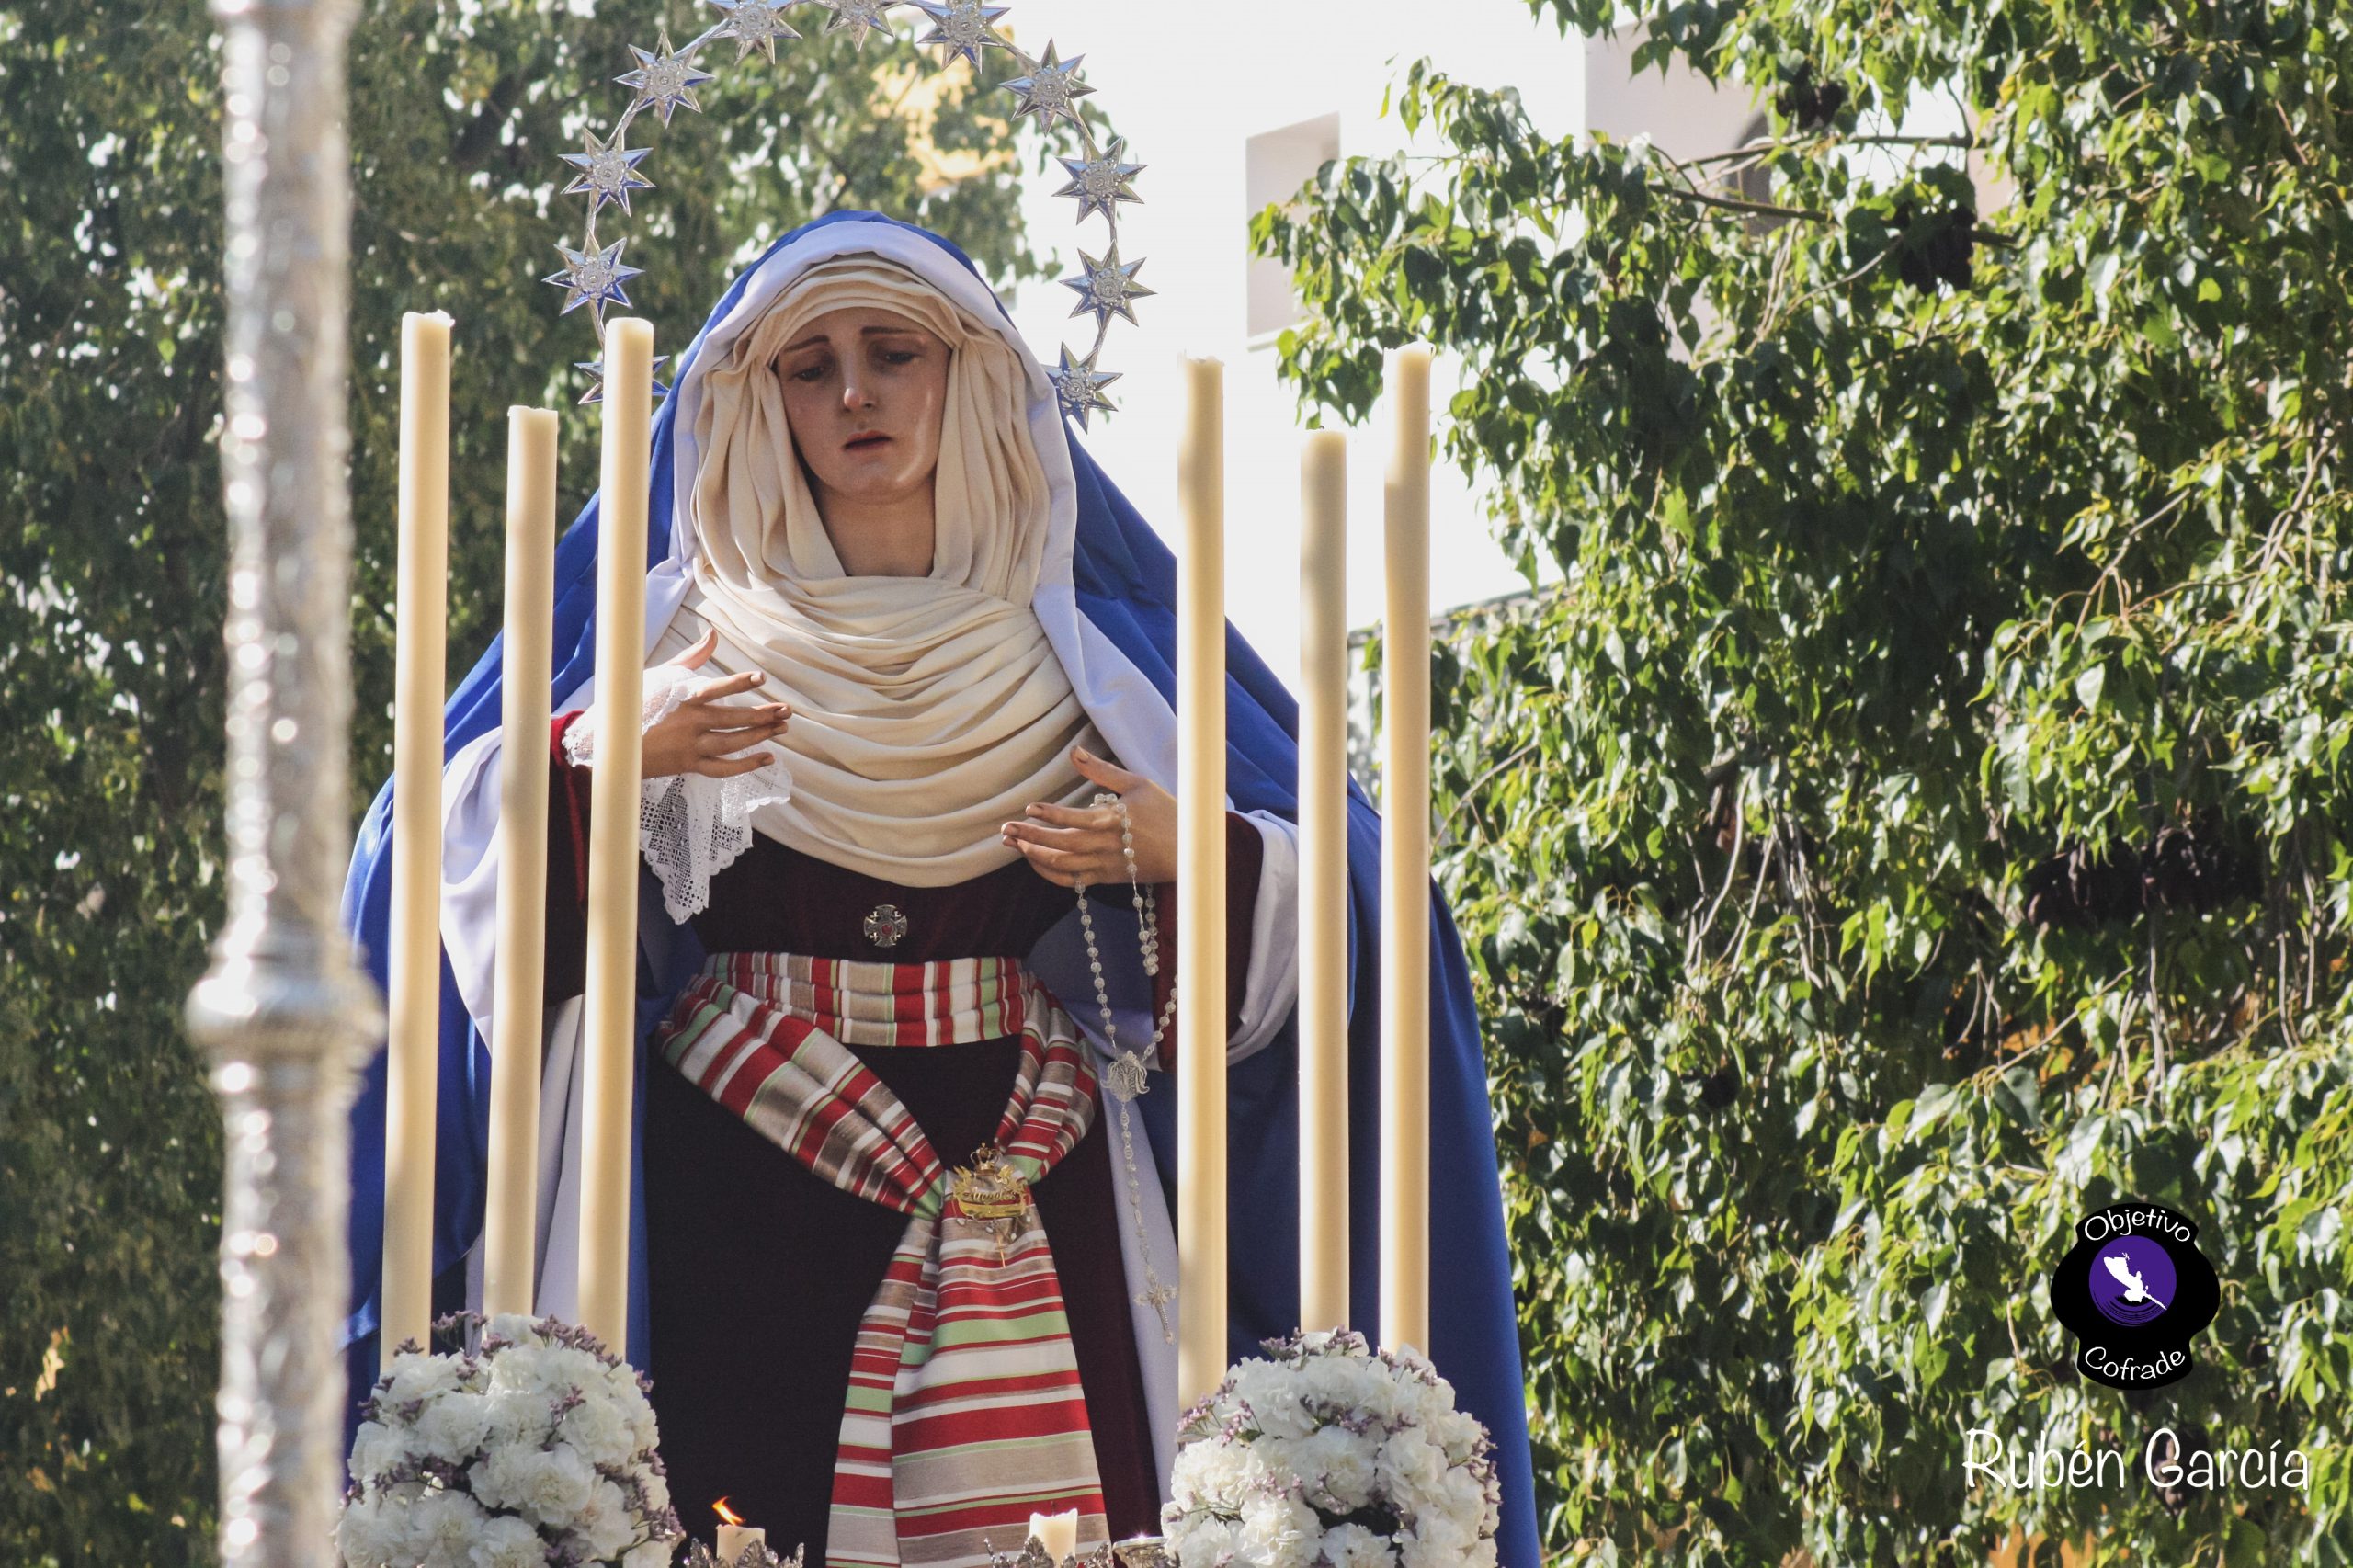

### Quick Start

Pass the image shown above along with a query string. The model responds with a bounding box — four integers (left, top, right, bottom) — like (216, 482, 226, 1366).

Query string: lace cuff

(559, 665, 793, 925)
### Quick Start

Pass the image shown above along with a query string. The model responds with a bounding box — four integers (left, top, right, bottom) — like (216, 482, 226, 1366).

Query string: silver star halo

(546, 0, 1149, 423)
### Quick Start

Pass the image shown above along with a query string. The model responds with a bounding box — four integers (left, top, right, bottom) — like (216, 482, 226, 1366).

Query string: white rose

(1234, 1490, 1319, 1568)
(347, 1419, 409, 1484)
(1296, 1358, 1374, 1423)
(557, 1392, 634, 1467)
(407, 1488, 492, 1568)
(1400, 1372, 1457, 1432)
(612, 1380, 660, 1451)
(569, 1478, 636, 1561)
(479, 1445, 597, 1528)
(1236, 1367, 1315, 1441)
(530, 1446, 602, 1528)
(464, 1511, 547, 1568)
(334, 1494, 407, 1568)
(1169, 1514, 1238, 1567)
(1375, 1430, 1446, 1502)
(483, 1312, 540, 1347)
(624, 1540, 676, 1568)
(537, 1346, 608, 1394)
(1171, 1438, 1256, 1513)
(383, 1353, 464, 1408)
(1365, 1368, 1416, 1426)
(1427, 1408, 1483, 1466)
(486, 1345, 551, 1396)
(1292, 1425, 1377, 1515)
(1399, 1506, 1481, 1568)
(412, 1391, 494, 1464)
(642, 1468, 672, 1515)
(1321, 1522, 1397, 1568)
(483, 1389, 553, 1450)
(467, 1454, 512, 1514)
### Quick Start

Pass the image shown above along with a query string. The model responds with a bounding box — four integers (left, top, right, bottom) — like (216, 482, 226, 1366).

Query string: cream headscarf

(653, 253, 1106, 887)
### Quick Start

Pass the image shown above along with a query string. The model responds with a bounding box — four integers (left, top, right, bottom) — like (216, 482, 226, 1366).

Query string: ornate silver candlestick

(682, 1540, 807, 1568)
(983, 1535, 1173, 1568)
(187, 0, 384, 1562)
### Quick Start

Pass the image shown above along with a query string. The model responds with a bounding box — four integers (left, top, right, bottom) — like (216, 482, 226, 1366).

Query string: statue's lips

(844, 431, 891, 451)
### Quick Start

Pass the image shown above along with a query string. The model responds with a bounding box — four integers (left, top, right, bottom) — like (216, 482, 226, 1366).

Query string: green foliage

(1259, 2, 2353, 1562)
(0, 2, 1076, 1559)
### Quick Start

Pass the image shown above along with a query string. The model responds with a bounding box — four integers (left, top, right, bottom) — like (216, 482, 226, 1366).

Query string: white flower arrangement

(1160, 1329, 1501, 1568)
(337, 1312, 685, 1568)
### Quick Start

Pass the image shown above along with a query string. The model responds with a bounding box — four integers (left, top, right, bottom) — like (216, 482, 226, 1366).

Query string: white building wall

(985, 1, 1761, 689)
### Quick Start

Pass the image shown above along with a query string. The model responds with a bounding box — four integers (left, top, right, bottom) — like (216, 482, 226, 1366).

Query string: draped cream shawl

(660, 254, 1105, 886)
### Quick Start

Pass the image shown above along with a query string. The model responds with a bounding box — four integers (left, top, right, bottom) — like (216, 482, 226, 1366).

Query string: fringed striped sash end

(654, 951, 1108, 1568)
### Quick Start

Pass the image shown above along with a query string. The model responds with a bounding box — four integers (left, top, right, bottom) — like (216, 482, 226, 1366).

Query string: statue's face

(774, 305, 949, 512)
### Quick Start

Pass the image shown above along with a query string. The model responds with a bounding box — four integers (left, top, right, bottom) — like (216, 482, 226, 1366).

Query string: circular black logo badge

(2049, 1201, 2220, 1389)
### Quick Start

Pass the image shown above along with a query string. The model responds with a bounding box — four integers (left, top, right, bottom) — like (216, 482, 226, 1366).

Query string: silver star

(559, 128, 655, 219)
(913, 0, 1008, 69)
(615, 30, 717, 127)
(707, 0, 801, 65)
(1060, 242, 1154, 330)
(808, 0, 901, 49)
(1054, 137, 1143, 226)
(1002, 40, 1093, 131)
(1051, 341, 1121, 429)
(542, 238, 645, 317)
(573, 354, 673, 407)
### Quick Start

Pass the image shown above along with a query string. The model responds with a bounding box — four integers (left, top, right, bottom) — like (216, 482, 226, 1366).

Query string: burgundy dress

(540, 715, 1264, 1562)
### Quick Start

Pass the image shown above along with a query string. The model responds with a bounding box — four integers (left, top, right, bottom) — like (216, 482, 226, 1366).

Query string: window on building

(1245, 113, 1341, 339)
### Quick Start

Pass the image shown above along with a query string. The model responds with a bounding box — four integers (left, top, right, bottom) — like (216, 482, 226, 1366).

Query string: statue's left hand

(1003, 744, 1179, 887)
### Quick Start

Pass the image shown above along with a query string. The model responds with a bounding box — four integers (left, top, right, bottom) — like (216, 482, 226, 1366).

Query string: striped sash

(654, 952, 1108, 1568)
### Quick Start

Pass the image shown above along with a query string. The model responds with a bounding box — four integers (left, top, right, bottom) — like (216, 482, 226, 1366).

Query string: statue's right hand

(642, 627, 792, 779)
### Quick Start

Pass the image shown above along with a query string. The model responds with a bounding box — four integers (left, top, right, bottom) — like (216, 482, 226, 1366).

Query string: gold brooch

(946, 1143, 1033, 1266)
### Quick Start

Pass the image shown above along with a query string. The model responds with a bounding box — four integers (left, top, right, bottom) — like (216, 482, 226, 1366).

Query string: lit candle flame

(714, 1497, 745, 1528)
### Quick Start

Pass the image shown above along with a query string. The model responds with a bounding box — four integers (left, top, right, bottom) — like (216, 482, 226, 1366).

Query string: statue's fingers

(1070, 744, 1142, 794)
(1023, 801, 1118, 831)
(1007, 836, 1087, 876)
(999, 819, 1110, 855)
(698, 748, 780, 778)
(686, 668, 765, 703)
(691, 699, 790, 734)
(695, 717, 789, 757)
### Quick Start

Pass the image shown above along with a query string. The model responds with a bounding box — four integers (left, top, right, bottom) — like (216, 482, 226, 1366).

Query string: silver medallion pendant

(1105, 1049, 1150, 1102)
(863, 903, 908, 949)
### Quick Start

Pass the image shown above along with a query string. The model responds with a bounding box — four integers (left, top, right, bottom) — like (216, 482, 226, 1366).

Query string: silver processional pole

(185, 0, 384, 1561)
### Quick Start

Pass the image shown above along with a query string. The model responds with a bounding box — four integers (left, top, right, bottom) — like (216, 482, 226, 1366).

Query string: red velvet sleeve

(1145, 810, 1267, 1075)
(541, 710, 594, 1006)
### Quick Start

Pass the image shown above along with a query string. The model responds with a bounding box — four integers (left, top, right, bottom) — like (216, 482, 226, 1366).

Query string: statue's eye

(789, 361, 827, 384)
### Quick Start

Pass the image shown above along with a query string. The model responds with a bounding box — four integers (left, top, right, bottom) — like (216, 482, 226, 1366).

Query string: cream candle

(713, 1498, 765, 1562)
(1380, 346, 1433, 1358)
(1298, 428, 1351, 1333)
(1029, 1508, 1080, 1562)
(382, 309, 451, 1369)
(1176, 355, 1228, 1406)
(579, 318, 654, 1354)
(483, 405, 558, 1320)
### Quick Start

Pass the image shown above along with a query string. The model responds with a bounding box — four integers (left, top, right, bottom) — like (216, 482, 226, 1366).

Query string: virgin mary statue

(337, 211, 1539, 1568)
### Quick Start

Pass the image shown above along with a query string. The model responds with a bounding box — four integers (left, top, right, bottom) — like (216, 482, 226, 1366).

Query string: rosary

(1074, 790, 1181, 1343)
